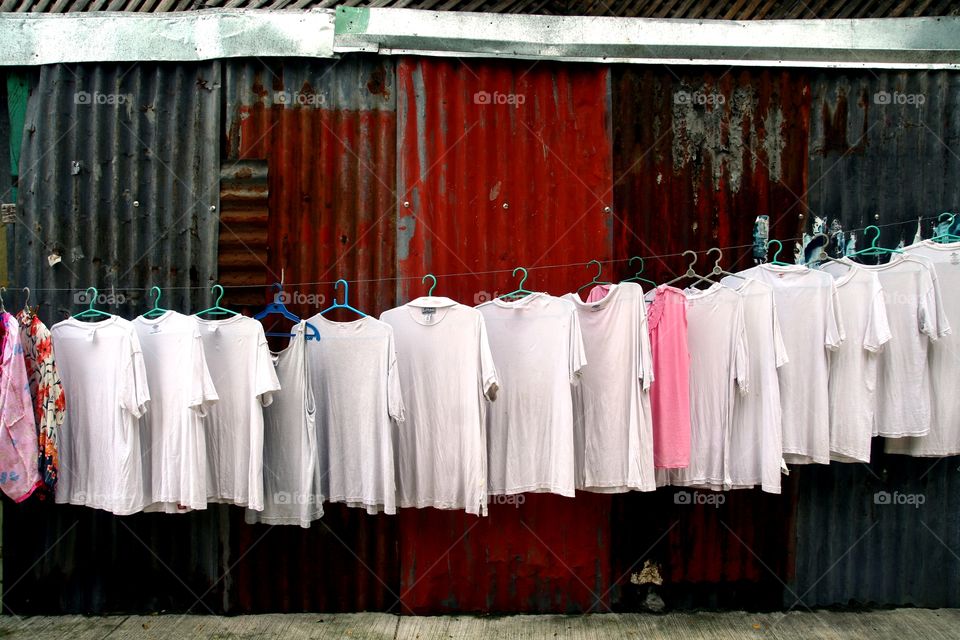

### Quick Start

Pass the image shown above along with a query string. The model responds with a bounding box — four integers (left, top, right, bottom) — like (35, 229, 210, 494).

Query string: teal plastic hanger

(320, 279, 367, 317)
(932, 212, 960, 243)
(621, 256, 656, 287)
(850, 224, 902, 259)
(194, 284, 239, 317)
(499, 267, 534, 301)
(422, 274, 437, 296)
(577, 259, 612, 294)
(73, 287, 113, 321)
(766, 239, 793, 266)
(142, 286, 169, 319)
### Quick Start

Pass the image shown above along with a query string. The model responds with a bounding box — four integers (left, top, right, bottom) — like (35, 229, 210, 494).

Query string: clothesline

(6, 214, 949, 292)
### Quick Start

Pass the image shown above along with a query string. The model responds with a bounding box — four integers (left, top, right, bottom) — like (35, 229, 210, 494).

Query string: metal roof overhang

(0, 7, 958, 69)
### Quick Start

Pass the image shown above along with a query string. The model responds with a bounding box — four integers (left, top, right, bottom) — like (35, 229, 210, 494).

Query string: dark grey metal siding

(14, 62, 221, 320)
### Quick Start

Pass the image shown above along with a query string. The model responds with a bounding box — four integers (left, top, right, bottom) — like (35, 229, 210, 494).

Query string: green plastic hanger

(850, 225, 902, 259)
(142, 286, 169, 319)
(499, 267, 534, 301)
(194, 284, 239, 317)
(577, 259, 612, 294)
(621, 256, 656, 288)
(932, 212, 960, 243)
(422, 274, 437, 296)
(766, 239, 793, 266)
(73, 287, 113, 321)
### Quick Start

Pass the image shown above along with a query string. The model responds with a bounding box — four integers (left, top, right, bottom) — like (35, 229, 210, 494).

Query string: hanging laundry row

(4, 219, 956, 523)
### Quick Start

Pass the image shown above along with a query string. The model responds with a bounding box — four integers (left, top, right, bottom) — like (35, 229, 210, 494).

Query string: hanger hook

(149, 286, 161, 307)
(707, 247, 723, 270)
(863, 225, 881, 250)
(938, 212, 955, 225)
(767, 240, 783, 263)
(0, 286, 6, 312)
(628, 256, 644, 275)
(421, 274, 437, 297)
(211, 284, 224, 307)
(21, 287, 30, 309)
(682, 250, 697, 274)
(512, 267, 528, 290)
(586, 259, 602, 283)
(334, 279, 349, 305)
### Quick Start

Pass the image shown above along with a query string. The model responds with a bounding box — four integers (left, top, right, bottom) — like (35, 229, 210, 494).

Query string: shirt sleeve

(123, 329, 151, 419)
(825, 279, 845, 351)
(254, 324, 281, 407)
(568, 306, 587, 386)
(386, 328, 405, 423)
(770, 297, 789, 368)
(921, 261, 952, 339)
(477, 314, 499, 402)
(864, 276, 892, 352)
(190, 325, 219, 416)
(638, 293, 654, 391)
(734, 297, 749, 394)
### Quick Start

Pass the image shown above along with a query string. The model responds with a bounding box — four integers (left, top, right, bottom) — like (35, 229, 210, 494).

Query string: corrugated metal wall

(4, 56, 960, 614)
(395, 57, 615, 614)
(13, 63, 221, 319)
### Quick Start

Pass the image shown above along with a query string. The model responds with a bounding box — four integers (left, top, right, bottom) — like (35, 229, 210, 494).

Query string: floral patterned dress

(0, 312, 42, 501)
(17, 308, 64, 493)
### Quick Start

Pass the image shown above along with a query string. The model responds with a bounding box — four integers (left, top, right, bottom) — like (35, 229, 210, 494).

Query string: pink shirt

(0, 312, 42, 502)
(590, 284, 690, 468)
(645, 286, 691, 468)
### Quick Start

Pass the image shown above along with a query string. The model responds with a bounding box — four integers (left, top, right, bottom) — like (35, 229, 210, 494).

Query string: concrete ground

(0, 610, 958, 639)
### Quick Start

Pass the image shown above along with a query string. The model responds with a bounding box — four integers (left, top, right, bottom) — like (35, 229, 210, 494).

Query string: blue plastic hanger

(73, 287, 113, 321)
(142, 286, 169, 319)
(254, 283, 321, 341)
(850, 225, 903, 259)
(932, 212, 960, 243)
(422, 274, 437, 296)
(320, 279, 367, 318)
(621, 256, 657, 287)
(499, 267, 534, 301)
(194, 284, 239, 317)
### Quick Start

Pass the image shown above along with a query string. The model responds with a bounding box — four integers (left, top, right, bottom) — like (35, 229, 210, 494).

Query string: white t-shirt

(306, 313, 405, 515)
(195, 314, 280, 511)
(831, 255, 949, 438)
(887, 240, 959, 456)
(134, 311, 219, 513)
(720, 277, 787, 493)
(381, 297, 498, 516)
(478, 293, 586, 497)
(247, 323, 322, 527)
(820, 263, 891, 462)
(664, 284, 748, 490)
(737, 264, 844, 465)
(53, 316, 151, 515)
(562, 283, 656, 493)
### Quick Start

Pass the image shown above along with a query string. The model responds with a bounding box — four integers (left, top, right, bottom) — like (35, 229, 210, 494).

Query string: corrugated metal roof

(13, 62, 221, 320)
(2, 0, 955, 18)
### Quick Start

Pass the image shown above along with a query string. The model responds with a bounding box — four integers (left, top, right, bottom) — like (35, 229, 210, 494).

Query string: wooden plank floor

(0, 610, 958, 639)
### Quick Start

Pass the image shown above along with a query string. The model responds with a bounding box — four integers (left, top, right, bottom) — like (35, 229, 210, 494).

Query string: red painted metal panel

(395, 57, 615, 614)
(609, 67, 808, 598)
(611, 68, 811, 283)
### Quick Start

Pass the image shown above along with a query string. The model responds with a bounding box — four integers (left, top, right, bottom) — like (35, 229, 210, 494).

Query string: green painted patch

(335, 6, 370, 35)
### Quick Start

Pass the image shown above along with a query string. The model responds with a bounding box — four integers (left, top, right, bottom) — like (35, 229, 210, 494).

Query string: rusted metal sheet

(608, 66, 809, 596)
(611, 67, 811, 282)
(806, 70, 960, 248)
(225, 56, 398, 318)
(13, 62, 221, 319)
(395, 56, 614, 613)
(218, 159, 269, 308)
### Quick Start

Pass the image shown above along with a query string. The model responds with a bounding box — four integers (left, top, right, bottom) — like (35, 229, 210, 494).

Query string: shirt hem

(55, 497, 148, 516)
(878, 430, 931, 438)
(782, 451, 830, 465)
(13, 479, 44, 503)
(488, 483, 575, 498)
(327, 495, 397, 515)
